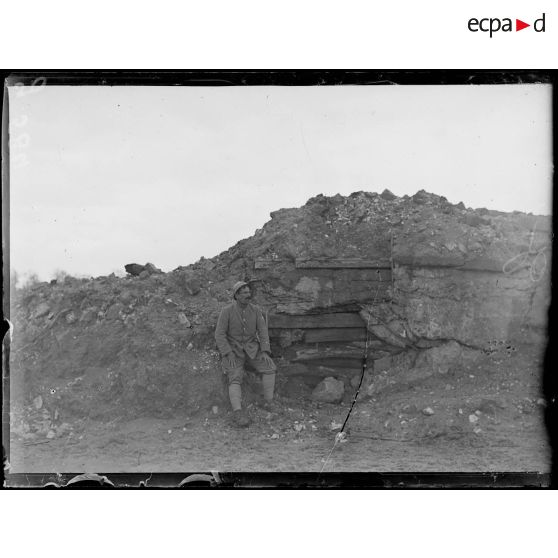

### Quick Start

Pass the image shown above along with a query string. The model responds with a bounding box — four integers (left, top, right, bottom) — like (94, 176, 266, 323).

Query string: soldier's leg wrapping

(222, 356, 245, 411)
(261, 372, 276, 401)
(247, 352, 277, 401)
(229, 384, 242, 411)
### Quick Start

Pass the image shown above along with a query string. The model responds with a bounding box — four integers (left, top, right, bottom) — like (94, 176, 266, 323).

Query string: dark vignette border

(1, 69, 556, 489)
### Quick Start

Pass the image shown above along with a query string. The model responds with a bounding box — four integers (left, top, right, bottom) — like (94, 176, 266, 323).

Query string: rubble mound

(9, 190, 550, 445)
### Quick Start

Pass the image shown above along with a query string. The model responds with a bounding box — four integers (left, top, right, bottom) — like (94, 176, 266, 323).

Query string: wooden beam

(280, 364, 363, 378)
(289, 346, 364, 363)
(307, 365, 363, 377)
(293, 356, 364, 368)
(254, 258, 283, 269)
(269, 312, 365, 329)
(295, 258, 391, 269)
(304, 328, 367, 343)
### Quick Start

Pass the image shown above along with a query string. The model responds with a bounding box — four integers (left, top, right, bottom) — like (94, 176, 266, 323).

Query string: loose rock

(178, 313, 191, 327)
(106, 303, 124, 320)
(311, 377, 345, 403)
(329, 420, 343, 431)
(32, 302, 50, 319)
(145, 262, 163, 275)
(125, 263, 145, 277)
(380, 188, 397, 201)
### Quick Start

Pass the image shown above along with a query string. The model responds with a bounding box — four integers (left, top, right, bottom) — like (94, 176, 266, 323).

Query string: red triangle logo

(516, 19, 530, 31)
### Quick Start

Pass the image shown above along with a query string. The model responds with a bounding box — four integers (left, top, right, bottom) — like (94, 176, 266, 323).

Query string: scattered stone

(145, 262, 163, 275)
(469, 414, 479, 424)
(80, 307, 98, 323)
(414, 341, 477, 376)
(46, 430, 56, 439)
(178, 313, 191, 327)
(33, 395, 43, 409)
(65, 311, 77, 324)
(473, 427, 482, 435)
(412, 190, 429, 205)
(125, 263, 145, 276)
(475, 410, 482, 416)
(106, 303, 124, 320)
(311, 377, 345, 403)
(55, 423, 72, 436)
(536, 398, 546, 407)
(380, 188, 397, 201)
(212, 406, 219, 414)
(477, 399, 502, 416)
(374, 355, 392, 373)
(270, 433, 279, 439)
(329, 420, 343, 431)
(184, 276, 201, 296)
(167, 429, 172, 434)
(463, 214, 488, 228)
(335, 431, 348, 443)
(119, 290, 134, 304)
(187, 343, 194, 350)
(422, 407, 435, 416)
(32, 302, 50, 319)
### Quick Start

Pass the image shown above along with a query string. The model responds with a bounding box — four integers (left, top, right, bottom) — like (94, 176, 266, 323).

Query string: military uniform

(215, 300, 277, 383)
(215, 281, 277, 423)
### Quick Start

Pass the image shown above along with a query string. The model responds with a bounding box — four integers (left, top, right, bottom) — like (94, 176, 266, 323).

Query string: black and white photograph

(3, 73, 553, 482)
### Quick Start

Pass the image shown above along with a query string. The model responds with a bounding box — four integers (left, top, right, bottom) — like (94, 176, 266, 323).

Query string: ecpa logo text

(468, 13, 545, 37)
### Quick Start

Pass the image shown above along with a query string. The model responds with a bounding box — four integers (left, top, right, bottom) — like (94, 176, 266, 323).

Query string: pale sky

(8, 84, 553, 281)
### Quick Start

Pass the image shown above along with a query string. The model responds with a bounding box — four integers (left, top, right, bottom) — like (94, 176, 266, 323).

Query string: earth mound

(8, 189, 551, 451)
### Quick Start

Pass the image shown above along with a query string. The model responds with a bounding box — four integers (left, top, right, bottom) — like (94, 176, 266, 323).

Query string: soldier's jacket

(215, 301, 271, 359)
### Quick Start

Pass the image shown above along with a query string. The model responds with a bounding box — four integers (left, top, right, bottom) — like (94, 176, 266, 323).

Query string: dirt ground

(8, 342, 550, 475)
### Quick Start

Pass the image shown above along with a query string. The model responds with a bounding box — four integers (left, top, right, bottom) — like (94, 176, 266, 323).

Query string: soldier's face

(236, 286, 251, 302)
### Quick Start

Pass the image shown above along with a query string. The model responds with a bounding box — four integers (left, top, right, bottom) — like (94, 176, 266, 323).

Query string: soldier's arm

(215, 307, 233, 356)
(256, 307, 271, 354)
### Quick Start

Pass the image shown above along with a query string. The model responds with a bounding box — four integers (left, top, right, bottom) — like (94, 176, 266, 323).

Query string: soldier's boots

(232, 409, 251, 428)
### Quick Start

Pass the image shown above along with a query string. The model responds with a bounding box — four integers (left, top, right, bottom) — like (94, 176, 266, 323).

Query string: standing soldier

(215, 281, 277, 427)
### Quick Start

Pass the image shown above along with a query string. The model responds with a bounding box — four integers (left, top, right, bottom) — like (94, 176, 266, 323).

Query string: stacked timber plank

(258, 257, 391, 377)
(254, 257, 391, 269)
(269, 312, 365, 329)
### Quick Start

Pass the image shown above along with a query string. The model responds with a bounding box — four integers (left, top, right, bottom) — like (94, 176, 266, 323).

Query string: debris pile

(9, 190, 550, 444)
